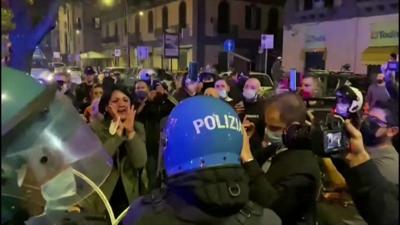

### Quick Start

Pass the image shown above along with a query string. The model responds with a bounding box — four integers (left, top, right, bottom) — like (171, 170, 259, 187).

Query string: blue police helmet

(164, 96, 243, 177)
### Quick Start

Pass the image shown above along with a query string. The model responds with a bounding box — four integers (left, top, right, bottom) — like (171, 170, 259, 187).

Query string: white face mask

(218, 90, 227, 99)
(243, 89, 257, 100)
(265, 128, 283, 145)
(41, 167, 77, 209)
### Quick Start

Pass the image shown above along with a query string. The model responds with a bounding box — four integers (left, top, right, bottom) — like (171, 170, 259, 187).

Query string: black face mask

(135, 91, 148, 102)
(201, 82, 215, 93)
(360, 117, 387, 147)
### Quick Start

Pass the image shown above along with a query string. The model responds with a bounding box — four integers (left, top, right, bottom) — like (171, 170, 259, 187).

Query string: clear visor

(2, 94, 112, 215)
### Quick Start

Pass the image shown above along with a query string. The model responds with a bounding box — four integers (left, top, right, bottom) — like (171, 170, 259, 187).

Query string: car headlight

(46, 75, 54, 81)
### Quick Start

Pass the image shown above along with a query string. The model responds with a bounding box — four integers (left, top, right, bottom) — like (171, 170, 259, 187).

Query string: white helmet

(335, 85, 364, 113)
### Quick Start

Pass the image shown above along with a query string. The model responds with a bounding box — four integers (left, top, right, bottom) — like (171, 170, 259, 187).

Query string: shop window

(305, 51, 325, 71)
(76, 18, 82, 30)
(148, 11, 154, 33)
(304, 0, 313, 10)
(179, 1, 187, 30)
(245, 5, 261, 30)
(135, 14, 140, 34)
(325, 0, 334, 8)
(217, 1, 230, 34)
(94, 17, 101, 29)
(162, 6, 168, 31)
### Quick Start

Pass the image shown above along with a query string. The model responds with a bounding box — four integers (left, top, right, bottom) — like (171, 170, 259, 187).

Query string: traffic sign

(137, 46, 149, 61)
(261, 34, 274, 49)
(114, 48, 121, 57)
(224, 39, 235, 53)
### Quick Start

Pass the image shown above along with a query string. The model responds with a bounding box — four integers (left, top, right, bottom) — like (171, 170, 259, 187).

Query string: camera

(311, 114, 350, 157)
(310, 85, 363, 157)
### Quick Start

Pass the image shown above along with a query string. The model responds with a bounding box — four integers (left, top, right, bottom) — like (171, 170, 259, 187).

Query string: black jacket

(226, 78, 243, 104)
(244, 149, 321, 225)
(123, 167, 281, 225)
(173, 88, 195, 102)
(75, 82, 93, 113)
(337, 159, 399, 225)
(241, 97, 266, 150)
(135, 94, 176, 158)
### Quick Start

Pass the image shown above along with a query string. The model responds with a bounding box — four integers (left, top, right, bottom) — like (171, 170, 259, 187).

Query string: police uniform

(124, 188, 281, 225)
(123, 96, 282, 225)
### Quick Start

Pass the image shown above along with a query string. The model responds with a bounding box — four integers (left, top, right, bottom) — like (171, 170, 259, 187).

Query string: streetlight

(103, 0, 113, 7)
(76, 29, 80, 35)
(139, 11, 144, 16)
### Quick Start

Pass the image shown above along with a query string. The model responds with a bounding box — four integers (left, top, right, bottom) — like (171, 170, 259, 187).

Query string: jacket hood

(167, 166, 249, 218)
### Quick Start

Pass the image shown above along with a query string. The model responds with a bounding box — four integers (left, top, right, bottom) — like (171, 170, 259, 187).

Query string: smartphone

(289, 69, 297, 92)
(188, 62, 199, 82)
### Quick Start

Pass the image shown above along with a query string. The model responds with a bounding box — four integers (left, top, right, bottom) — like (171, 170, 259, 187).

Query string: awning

(80, 51, 111, 59)
(304, 48, 326, 53)
(361, 46, 398, 65)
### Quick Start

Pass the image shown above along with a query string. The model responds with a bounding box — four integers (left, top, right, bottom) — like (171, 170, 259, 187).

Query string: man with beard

(133, 80, 176, 189)
(365, 73, 392, 112)
(360, 99, 399, 184)
(123, 96, 281, 225)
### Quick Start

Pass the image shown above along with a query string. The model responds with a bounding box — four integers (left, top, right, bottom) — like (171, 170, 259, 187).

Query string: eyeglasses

(367, 115, 389, 128)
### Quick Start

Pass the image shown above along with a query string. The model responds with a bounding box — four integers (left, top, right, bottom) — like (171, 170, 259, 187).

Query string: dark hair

(84, 66, 96, 75)
(181, 73, 190, 88)
(374, 99, 399, 127)
(99, 85, 133, 121)
(390, 53, 397, 59)
(266, 92, 307, 126)
(92, 84, 103, 89)
(134, 80, 150, 88)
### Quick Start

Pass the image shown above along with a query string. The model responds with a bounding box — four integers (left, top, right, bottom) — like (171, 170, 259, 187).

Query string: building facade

(57, 0, 104, 65)
(282, 0, 399, 75)
(100, 0, 284, 71)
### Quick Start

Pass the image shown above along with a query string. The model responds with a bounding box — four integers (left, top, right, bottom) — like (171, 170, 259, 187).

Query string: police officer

(123, 96, 281, 225)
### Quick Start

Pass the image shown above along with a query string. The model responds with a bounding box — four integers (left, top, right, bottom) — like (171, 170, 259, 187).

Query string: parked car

(308, 70, 369, 96)
(31, 57, 54, 84)
(67, 66, 82, 84)
(50, 62, 66, 74)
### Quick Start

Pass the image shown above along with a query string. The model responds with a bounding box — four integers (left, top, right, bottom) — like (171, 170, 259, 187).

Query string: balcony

(102, 35, 119, 44)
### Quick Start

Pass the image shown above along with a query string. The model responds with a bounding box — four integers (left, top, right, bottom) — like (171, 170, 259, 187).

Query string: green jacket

(79, 119, 148, 214)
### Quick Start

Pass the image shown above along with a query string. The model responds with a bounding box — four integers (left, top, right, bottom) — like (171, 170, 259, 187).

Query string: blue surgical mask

(265, 128, 283, 144)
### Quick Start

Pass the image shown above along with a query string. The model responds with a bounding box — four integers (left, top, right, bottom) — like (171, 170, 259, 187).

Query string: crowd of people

(52, 55, 398, 225)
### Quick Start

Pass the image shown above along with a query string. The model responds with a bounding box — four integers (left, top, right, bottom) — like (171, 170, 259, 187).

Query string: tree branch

(32, 0, 62, 45)
(9, 0, 32, 31)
